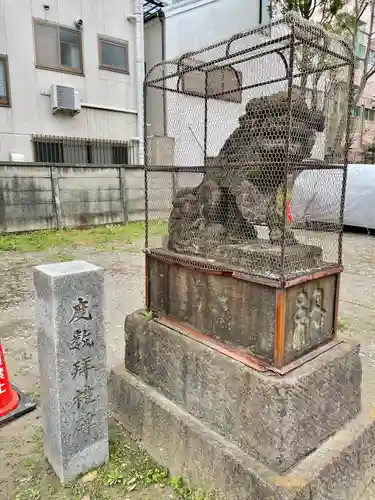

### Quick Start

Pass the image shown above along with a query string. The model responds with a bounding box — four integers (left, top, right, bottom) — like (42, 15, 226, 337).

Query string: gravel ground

(1, 232, 375, 499)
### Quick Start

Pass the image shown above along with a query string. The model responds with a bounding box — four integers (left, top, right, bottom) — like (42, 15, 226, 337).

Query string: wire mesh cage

(144, 12, 354, 285)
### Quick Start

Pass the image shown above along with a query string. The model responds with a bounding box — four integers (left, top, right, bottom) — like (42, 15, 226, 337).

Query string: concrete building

(0, 0, 147, 163)
(144, 0, 272, 166)
(144, 1, 375, 165)
(349, 16, 375, 162)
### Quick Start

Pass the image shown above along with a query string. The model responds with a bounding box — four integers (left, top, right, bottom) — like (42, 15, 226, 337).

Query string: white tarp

(291, 164, 375, 229)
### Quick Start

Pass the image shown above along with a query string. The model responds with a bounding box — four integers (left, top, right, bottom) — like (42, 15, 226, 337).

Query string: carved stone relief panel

(284, 274, 337, 362)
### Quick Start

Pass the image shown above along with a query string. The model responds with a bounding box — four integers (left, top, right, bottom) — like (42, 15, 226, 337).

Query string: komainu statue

(168, 88, 325, 255)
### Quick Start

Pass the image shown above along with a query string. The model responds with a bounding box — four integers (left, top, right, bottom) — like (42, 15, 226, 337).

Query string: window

(357, 43, 366, 59)
(34, 19, 83, 74)
(356, 31, 366, 59)
(0, 55, 10, 106)
(33, 136, 129, 165)
(98, 36, 129, 73)
(259, 0, 271, 24)
(364, 108, 374, 121)
(370, 50, 375, 65)
(180, 58, 242, 103)
(351, 106, 362, 118)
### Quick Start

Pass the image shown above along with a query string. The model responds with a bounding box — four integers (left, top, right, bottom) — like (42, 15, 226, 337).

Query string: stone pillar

(33, 261, 108, 484)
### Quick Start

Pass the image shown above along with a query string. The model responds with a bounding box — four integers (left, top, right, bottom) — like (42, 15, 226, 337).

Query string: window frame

(33, 18, 84, 75)
(98, 35, 129, 74)
(0, 55, 11, 107)
(351, 106, 362, 118)
(364, 108, 374, 122)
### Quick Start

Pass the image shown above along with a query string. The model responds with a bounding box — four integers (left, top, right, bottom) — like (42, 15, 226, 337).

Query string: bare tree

(271, 0, 375, 157)
(331, 0, 375, 155)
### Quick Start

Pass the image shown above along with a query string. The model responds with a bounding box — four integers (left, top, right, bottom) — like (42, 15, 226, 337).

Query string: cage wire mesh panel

(144, 13, 354, 285)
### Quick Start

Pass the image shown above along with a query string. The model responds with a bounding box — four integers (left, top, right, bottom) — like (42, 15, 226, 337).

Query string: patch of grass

(169, 476, 222, 500)
(24, 391, 40, 403)
(0, 220, 167, 253)
(55, 253, 75, 262)
(14, 421, 222, 500)
(14, 488, 41, 500)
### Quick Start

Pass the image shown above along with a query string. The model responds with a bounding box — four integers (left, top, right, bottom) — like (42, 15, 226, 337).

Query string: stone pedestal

(109, 312, 375, 500)
(211, 240, 323, 276)
(33, 261, 108, 483)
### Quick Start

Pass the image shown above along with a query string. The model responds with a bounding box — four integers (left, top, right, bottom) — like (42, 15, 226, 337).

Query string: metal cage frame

(143, 12, 355, 282)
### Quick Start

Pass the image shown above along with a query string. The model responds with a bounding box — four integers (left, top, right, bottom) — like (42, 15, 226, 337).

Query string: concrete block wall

(0, 164, 203, 233)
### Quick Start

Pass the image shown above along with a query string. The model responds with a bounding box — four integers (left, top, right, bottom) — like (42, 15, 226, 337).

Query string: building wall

(144, 0, 277, 166)
(0, 0, 138, 162)
(162, 0, 268, 58)
(349, 3, 375, 160)
(144, 16, 164, 138)
(351, 74, 375, 159)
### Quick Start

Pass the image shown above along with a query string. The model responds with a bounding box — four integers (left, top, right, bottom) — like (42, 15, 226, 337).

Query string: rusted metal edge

(145, 249, 281, 286)
(154, 316, 268, 372)
(333, 273, 341, 334)
(284, 266, 343, 288)
(144, 249, 233, 277)
(274, 290, 286, 368)
(154, 316, 343, 376)
(145, 249, 344, 289)
(267, 338, 343, 375)
(229, 271, 280, 288)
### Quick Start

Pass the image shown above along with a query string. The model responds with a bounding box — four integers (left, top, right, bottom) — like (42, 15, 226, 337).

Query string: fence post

(172, 170, 177, 200)
(119, 166, 128, 224)
(50, 166, 62, 229)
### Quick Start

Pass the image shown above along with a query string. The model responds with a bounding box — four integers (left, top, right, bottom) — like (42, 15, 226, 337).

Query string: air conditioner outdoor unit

(50, 84, 81, 115)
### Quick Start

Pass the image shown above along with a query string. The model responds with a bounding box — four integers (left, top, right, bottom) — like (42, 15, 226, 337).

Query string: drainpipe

(157, 9, 175, 194)
(134, 0, 145, 165)
(158, 10, 167, 136)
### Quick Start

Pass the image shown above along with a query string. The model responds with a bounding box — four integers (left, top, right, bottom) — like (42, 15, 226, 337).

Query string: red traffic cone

(0, 344, 19, 417)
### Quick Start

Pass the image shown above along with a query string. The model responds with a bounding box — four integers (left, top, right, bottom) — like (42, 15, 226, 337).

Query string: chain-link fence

(144, 12, 354, 284)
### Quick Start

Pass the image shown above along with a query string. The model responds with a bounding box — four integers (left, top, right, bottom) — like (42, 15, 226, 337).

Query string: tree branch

(353, 0, 375, 107)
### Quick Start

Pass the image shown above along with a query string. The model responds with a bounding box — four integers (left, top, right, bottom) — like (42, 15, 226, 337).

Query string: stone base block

(109, 365, 375, 500)
(212, 241, 323, 275)
(125, 311, 361, 473)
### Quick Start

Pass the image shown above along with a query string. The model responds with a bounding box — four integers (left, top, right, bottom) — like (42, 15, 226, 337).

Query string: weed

(55, 253, 74, 262)
(103, 467, 125, 487)
(14, 421, 222, 500)
(33, 429, 44, 455)
(14, 488, 41, 500)
(170, 476, 224, 500)
(24, 391, 40, 403)
(142, 310, 155, 322)
(21, 457, 37, 469)
(338, 317, 347, 331)
(143, 467, 168, 485)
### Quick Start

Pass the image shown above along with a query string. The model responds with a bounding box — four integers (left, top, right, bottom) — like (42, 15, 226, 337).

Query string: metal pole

(280, 25, 295, 284)
(203, 72, 208, 164)
(134, 0, 145, 165)
(338, 54, 355, 265)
